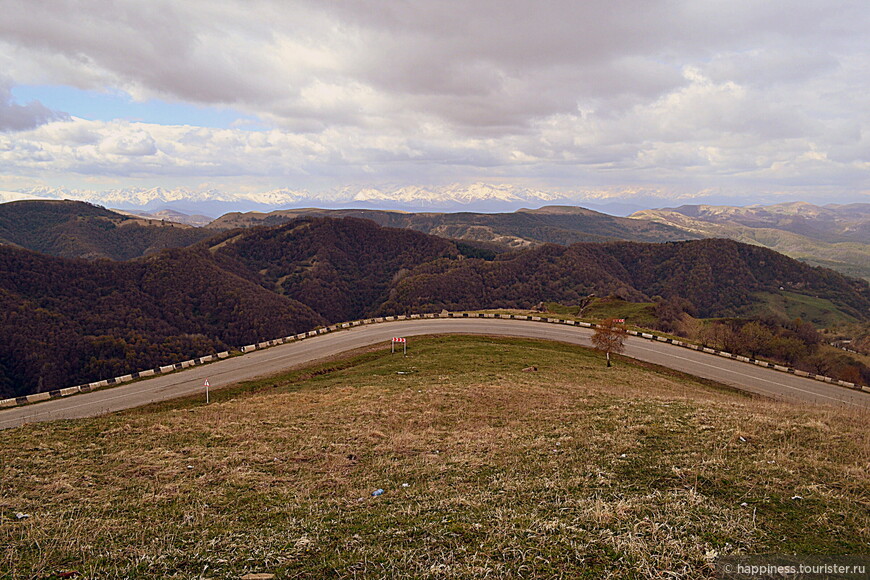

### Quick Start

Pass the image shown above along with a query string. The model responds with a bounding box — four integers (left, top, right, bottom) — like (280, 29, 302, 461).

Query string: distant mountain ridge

(4, 183, 566, 214)
(208, 205, 703, 247)
(632, 202, 870, 280)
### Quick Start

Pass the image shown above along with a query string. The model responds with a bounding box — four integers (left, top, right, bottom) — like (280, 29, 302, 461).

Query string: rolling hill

(120, 207, 215, 227)
(650, 202, 870, 242)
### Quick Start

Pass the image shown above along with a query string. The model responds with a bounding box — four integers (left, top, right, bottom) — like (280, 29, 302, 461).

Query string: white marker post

(391, 337, 407, 356)
(204, 378, 210, 404)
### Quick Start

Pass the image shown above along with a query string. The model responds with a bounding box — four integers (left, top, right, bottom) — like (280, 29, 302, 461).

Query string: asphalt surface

(2, 318, 869, 429)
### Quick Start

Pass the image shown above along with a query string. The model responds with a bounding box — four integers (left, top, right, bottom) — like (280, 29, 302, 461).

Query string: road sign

(614, 319, 625, 323)
(204, 378, 210, 403)
(391, 337, 407, 355)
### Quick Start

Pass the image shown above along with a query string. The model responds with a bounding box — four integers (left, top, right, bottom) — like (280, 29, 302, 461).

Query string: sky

(0, 0, 869, 208)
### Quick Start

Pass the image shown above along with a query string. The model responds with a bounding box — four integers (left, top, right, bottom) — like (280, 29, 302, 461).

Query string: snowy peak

(0, 190, 57, 203)
(349, 183, 564, 206)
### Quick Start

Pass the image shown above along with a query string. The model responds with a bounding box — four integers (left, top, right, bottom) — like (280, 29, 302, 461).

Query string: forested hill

(0, 245, 325, 399)
(3, 215, 869, 398)
(378, 238, 870, 320)
(208, 217, 461, 323)
(208, 217, 870, 323)
(0, 200, 214, 260)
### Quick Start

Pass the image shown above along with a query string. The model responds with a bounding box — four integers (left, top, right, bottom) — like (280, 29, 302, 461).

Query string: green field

(2, 336, 868, 579)
(747, 291, 860, 327)
(540, 298, 658, 328)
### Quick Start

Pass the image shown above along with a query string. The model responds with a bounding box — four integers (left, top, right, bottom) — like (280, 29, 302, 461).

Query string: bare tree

(592, 318, 627, 367)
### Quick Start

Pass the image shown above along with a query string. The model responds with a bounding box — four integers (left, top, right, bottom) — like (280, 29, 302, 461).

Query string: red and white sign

(614, 319, 625, 323)
(391, 336, 407, 355)
(204, 378, 210, 387)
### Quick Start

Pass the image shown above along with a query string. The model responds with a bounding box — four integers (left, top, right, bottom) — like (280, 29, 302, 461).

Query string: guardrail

(2, 311, 867, 410)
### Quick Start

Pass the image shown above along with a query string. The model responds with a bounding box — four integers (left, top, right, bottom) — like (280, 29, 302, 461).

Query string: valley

(1, 200, 869, 400)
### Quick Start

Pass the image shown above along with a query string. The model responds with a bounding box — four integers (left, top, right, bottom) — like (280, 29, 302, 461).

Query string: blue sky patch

(11, 85, 263, 129)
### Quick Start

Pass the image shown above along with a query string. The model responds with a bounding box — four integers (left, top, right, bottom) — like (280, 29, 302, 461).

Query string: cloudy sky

(1, 0, 868, 206)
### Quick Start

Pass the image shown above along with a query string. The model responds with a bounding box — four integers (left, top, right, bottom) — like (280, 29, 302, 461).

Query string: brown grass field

(1, 336, 868, 579)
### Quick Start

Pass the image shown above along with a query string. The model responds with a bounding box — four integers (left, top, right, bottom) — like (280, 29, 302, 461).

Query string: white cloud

(0, 0, 868, 201)
(99, 130, 158, 157)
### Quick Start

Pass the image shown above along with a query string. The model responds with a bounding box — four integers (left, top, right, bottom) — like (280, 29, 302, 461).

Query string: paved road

(2, 318, 869, 429)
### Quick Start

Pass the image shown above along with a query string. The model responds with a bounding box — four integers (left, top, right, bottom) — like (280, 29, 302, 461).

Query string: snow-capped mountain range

(0, 183, 726, 217)
(2, 183, 567, 212)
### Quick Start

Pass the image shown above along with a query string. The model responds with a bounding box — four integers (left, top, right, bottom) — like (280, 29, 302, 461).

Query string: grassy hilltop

(2, 336, 867, 579)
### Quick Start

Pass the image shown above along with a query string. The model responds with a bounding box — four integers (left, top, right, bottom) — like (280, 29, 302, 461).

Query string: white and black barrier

(2, 311, 868, 410)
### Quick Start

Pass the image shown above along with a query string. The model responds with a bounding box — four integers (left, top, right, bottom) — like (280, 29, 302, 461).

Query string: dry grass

(1, 336, 868, 579)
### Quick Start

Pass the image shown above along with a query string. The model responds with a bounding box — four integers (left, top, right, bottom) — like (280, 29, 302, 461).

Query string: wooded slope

(0, 200, 214, 260)
(3, 215, 869, 398)
(0, 245, 324, 398)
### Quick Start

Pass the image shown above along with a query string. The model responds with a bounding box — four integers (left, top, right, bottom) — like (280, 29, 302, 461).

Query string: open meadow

(2, 336, 868, 579)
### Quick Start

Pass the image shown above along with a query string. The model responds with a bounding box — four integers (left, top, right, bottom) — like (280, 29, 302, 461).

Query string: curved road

(2, 318, 869, 429)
